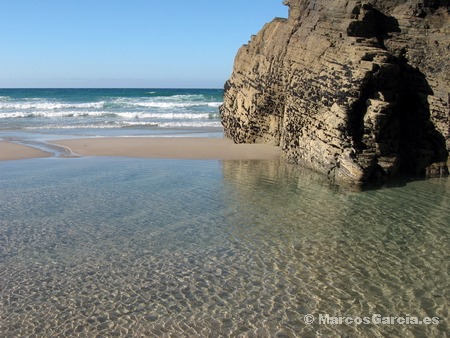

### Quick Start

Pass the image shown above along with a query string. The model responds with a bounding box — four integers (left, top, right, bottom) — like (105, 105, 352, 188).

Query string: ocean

(0, 88, 223, 139)
(0, 89, 449, 336)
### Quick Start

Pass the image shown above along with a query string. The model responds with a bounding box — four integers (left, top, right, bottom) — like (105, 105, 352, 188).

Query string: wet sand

(0, 142, 51, 161)
(49, 137, 281, 160)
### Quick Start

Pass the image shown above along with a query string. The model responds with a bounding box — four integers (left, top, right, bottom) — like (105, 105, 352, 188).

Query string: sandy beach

(0, 137, 281, 160)
(0, 142, 51, 161)
(49, 137, 281, 160)
(1, 137, 281, 161)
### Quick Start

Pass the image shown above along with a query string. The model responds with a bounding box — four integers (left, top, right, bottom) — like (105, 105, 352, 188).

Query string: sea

(0, 88, 449, 337)
(0, 88, 224, 142)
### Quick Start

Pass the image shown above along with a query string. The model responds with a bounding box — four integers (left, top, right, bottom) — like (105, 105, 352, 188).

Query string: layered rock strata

(220, 0, 450, 183)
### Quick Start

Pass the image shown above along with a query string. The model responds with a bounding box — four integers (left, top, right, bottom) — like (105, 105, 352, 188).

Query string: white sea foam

(0, 111, 110, 119)
(119, 121, 159, 127)
(207, 102, 222, 107)
(117, 112, 217, 119)
(0, 110, 221, 120)
(0, 90, 223, 132)
(25, 124, 120, 130)
(161, 94, 206, 101)
(112, 100, 222, 109)
(130, 102, 200, 108)
(23, 120, 222, 129)
(0, 101, 105, 110)
(0, 96, 221, 112)
(158, 121, 223, 128)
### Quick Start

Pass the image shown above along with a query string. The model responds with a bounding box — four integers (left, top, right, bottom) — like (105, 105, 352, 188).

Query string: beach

(0, 141, 51, 161)
(1, 88, 448, 337)
(0, 137, 281, 161)
(50, 137, 281, 160)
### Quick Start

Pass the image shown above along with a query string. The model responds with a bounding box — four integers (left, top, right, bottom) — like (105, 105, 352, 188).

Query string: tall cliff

(220, 0, 450, 183)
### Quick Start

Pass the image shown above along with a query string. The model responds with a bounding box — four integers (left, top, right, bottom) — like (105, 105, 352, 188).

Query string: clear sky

(0, 0, 287, 88)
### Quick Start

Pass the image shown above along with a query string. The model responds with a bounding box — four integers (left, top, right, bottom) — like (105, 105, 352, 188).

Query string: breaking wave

(0, 89, 223, 131)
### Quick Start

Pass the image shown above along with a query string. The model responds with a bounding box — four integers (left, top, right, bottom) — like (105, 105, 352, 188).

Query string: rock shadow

(396, 63, 448, 177)
(348, 57, 448, 182)
(347, 3, 401, 48)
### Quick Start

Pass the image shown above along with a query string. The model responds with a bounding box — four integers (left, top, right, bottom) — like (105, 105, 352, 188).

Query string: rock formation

(220, 0, 450, 183)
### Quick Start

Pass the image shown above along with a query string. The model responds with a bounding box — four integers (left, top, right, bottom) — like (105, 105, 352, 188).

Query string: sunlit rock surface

(221, 0, 450, 183)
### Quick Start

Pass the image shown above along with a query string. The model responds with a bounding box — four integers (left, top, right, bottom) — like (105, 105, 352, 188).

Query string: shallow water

(0, 158, 448, 337)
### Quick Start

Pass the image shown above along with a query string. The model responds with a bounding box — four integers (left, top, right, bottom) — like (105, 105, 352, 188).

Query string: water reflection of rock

(1, 159, 448, 337)
(220, 160, 449, 336)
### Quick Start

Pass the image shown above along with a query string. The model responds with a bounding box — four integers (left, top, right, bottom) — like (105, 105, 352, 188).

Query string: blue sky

(0, 0, 287, 88)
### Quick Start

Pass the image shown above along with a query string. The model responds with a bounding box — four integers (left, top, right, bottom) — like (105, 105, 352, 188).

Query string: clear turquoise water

(0, 88, 224, 155)
(0, 88, 223, 134)
(0, 157, 448, 337)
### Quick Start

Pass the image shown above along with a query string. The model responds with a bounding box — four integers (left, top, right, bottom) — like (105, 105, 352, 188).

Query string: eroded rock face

(220, 0, 450, 183)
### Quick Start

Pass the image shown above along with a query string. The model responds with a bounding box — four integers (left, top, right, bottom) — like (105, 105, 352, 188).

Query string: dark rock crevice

(347, 69, 377, 150)
(346, 53, 448, 182)
(395, 64, 449, 177)
(347, 3, 401, 49)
